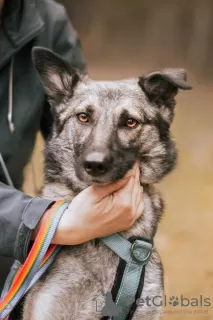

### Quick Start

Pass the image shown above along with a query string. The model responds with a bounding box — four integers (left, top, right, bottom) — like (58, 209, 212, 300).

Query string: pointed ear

(32, 47, 80, 104)
(139, 68, 192, 103)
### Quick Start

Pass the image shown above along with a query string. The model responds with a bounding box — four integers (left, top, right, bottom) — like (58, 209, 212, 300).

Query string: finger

(135, 194, 144, 221)
(123, 162, 139, 179)
(114, 175, 136, 208)
(131, 166, 141, 203)
(118, 174, 135, 196)
(130, 166, 141, 213)
(132, 185, 143, 214)
(115, 164, 139, 202)
(137, 186, 144, 205)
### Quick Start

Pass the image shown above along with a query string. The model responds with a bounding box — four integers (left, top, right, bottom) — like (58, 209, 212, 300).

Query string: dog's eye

(77, 113, 89, 123)
(125, 118, 138, 128)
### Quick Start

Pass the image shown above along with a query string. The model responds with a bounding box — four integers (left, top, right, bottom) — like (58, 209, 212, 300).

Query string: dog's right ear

(32, 47, 80, 104)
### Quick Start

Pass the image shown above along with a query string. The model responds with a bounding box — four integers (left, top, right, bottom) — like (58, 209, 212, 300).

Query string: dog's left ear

(32, 47, 80, 104)
(139, 68, 192, 103)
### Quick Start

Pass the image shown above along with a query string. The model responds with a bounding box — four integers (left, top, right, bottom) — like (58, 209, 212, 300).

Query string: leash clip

(130, 240, 152, 264)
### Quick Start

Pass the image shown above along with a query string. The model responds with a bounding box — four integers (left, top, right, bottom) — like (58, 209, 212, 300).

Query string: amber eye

(126, 118, 138, 128)
(77, 113, 89, 123)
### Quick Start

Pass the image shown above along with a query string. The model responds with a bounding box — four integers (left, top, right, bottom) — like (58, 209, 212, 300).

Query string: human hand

(51, 163, 144, 245)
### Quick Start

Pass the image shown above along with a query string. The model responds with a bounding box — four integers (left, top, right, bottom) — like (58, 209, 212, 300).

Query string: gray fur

(22, 47, 191, 320)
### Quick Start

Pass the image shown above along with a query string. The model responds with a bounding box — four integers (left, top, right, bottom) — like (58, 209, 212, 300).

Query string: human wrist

(51, 207, 95, 245)
(31, 201, 69, 243)
(51, 209, 78, 245)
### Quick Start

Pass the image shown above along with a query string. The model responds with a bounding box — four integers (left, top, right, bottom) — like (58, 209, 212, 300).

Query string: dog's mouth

(76, 167, 127, 185)
(86, 177, 113, 185)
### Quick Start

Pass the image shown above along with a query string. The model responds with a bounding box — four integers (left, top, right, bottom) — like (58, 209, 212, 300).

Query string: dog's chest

(23, 186, 163, 319)
(53, 240, 120, 292)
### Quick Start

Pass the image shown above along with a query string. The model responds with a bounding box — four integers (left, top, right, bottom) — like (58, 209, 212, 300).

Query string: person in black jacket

(0, 0, 144, 317)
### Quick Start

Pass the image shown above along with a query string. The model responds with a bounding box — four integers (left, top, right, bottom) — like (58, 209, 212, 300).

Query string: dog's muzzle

(83, 150, 113, 177)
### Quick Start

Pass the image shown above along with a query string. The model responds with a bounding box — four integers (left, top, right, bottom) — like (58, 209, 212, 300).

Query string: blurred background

(23, 1, 213, 319)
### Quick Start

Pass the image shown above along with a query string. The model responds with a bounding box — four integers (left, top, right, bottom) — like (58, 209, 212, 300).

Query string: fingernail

(134, 162, 139, 172)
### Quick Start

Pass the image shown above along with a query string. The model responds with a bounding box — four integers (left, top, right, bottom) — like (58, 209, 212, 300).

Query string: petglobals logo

(167, 295, 211, 308)
(93, 292, 211, 317)
(136, 295, 211, 308)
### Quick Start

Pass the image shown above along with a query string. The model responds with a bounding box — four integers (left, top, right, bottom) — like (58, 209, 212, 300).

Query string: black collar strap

(100, 234, 153, 320)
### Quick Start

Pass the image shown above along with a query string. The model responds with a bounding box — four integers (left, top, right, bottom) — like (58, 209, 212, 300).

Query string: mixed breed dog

(22, 47, 192, 319)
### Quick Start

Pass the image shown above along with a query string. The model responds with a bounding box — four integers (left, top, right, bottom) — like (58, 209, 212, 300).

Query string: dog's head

(32, 47, 191, 188)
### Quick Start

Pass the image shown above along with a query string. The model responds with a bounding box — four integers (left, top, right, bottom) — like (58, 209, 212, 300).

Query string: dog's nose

(84, 151, 112, 176)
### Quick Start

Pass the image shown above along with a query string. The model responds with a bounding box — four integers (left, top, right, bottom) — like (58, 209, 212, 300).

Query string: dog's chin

(75, 168, 127, 185)
(77, 172, 119, 185)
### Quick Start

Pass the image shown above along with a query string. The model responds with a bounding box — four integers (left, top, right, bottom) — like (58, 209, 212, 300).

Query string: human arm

(0, 163, 143, 265)
(0, 182, 54, 263)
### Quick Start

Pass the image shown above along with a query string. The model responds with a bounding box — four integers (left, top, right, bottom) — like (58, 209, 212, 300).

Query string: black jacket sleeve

(0, 182, 54, 263)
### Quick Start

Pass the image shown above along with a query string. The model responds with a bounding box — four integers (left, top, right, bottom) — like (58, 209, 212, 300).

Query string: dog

(22, 47, 191, 320)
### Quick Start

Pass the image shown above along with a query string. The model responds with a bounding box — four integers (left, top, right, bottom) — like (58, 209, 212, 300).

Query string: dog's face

(32, 48, 191, 188)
